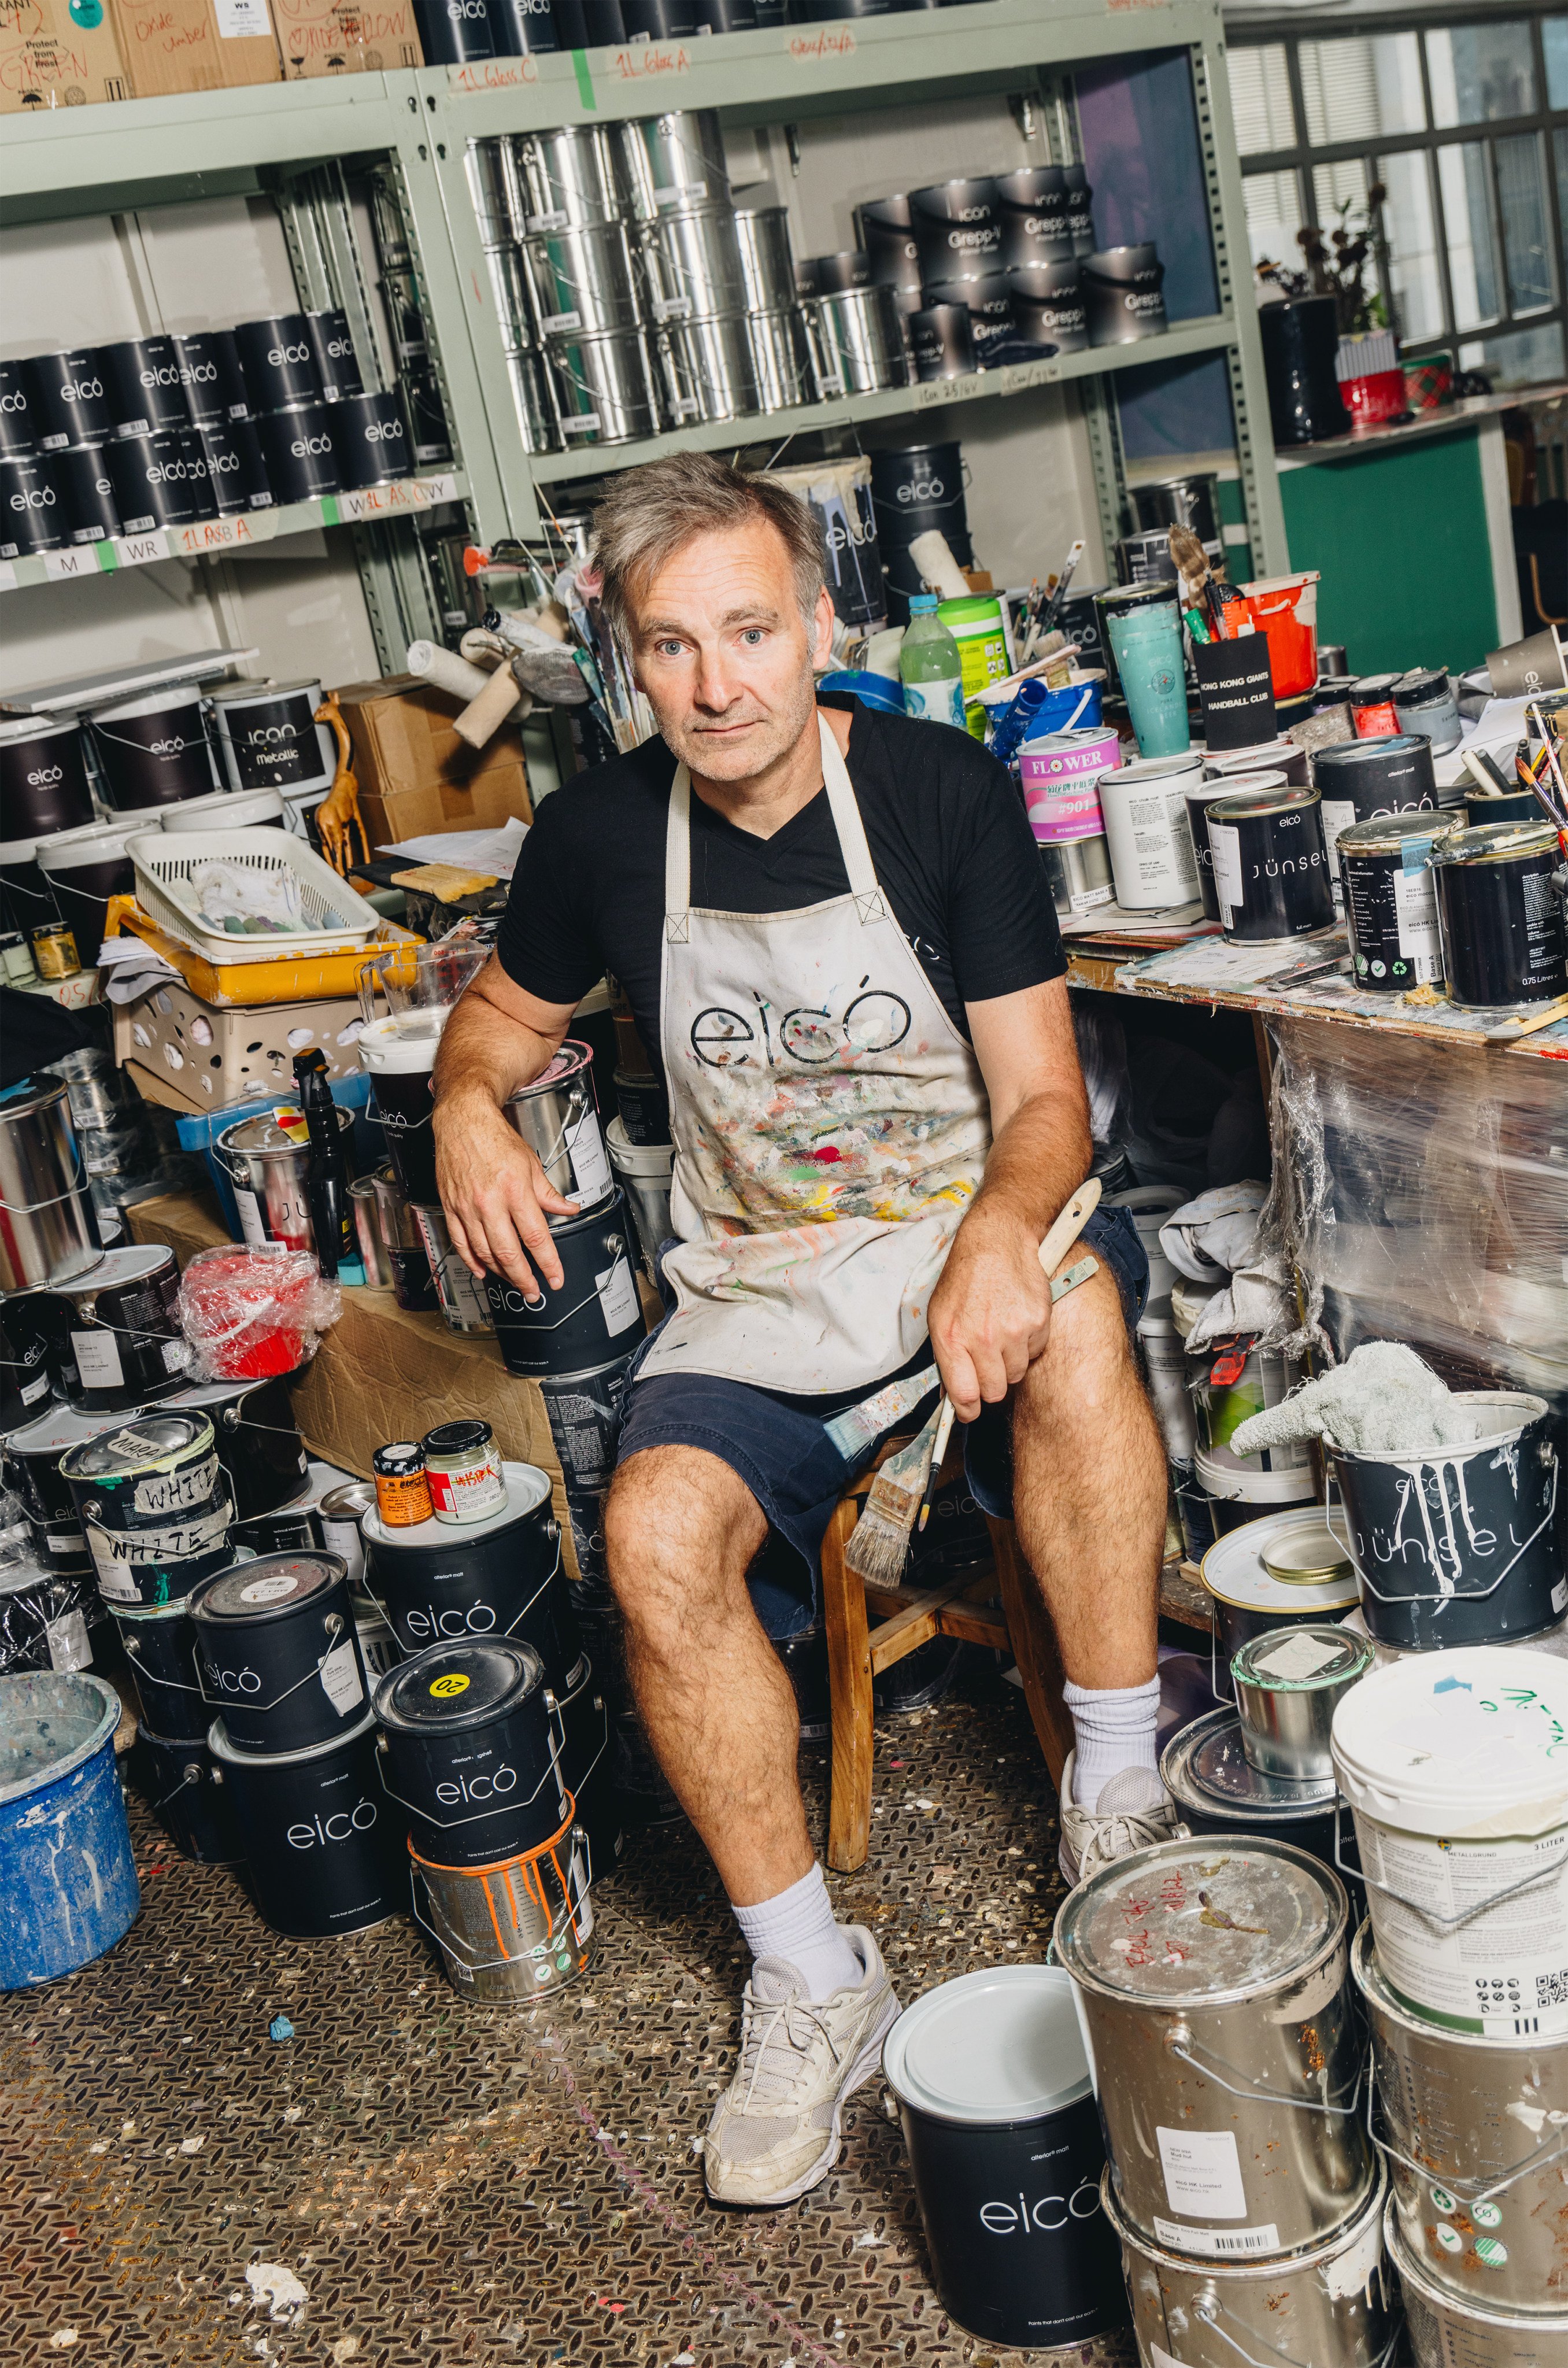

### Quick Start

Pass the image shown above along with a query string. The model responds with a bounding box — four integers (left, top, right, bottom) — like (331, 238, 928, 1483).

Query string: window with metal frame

(1227, 11, 1567, 387)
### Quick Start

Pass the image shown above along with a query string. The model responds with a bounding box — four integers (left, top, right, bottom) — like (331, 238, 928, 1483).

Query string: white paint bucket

(1096, 751, 1203, 910)
(1135, 1294, 1195, 1460)
(1333, 1646, 1568, 2038)
(1386, 2196, 1568, 2363)
(1107, 1181, 1182, 1296)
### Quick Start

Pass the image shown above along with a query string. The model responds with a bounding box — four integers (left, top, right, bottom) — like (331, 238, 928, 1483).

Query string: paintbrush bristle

(1168, 523, 1208, 582)
(845, 1493, 919, 1586)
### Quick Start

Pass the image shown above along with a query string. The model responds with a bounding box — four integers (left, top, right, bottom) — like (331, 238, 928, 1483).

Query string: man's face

(627, 519, 834, 785)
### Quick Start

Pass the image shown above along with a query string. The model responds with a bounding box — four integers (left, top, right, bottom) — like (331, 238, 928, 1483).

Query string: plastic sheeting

(176, 1247, 341, 1383)
(1270, 1015, 1568, 1412)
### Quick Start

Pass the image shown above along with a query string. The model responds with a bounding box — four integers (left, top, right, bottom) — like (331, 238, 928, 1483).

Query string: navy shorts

(615, 1205, 1149, 1638)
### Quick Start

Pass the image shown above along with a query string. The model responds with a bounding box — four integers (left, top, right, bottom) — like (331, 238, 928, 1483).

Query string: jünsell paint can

(881, 1965, 1127, 2349)
(1337, 811, 1451, 991)
(1054, 1835, 1372, 2257)
(361, 1460, 581, 1691)
(1205, 780, 1336, 940)
(206, 679, 332, 797)
(1325, 1390, 1561, 1651)
(1353, 1924, 1568, 2317)
(254, 405, 341, 505)
(372, 1637, 569, 1868)
(209, 1706, 397, 1938)
(1097, 750, 1204, 910)
(1107, 2164, 1394, 2368)
(1185, 771, 1288, 923)
(190, 1551, 365, 1754)
(114, 1593, 209, 1743)
(60, 1412, 234, 1609)
(1432, 820, 1568, 1007)
(46, 1243, 185, 1411)
(1333, 1645, 1568, 2038)
(484, 1188, 643, 1381)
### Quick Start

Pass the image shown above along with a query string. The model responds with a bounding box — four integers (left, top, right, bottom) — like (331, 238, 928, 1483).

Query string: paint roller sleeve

(495, 693, 1066, 1066)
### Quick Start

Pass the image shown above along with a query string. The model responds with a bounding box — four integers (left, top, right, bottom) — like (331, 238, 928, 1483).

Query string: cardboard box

(109, 0, 280, 95)
(269, 0, 419, 76)
(1, 0, 134, 110)
(334, 673, 532, 848)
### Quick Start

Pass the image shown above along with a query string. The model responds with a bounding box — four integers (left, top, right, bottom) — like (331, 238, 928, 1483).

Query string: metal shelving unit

(0, 0, 1291, 619)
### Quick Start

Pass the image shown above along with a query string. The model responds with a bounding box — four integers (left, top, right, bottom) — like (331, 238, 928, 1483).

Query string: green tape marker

(320, 496, 341, 527)
(96, 541, 119, 575)
(572, 47, 596, 109)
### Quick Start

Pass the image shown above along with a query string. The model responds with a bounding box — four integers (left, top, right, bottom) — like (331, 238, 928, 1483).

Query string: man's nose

(692, 645, 740, 711)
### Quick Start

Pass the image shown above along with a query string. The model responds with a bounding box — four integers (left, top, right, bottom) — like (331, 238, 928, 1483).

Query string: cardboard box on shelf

(269, 0, 420, 75)
(1, 0, 134, 110)
(334, 673, 531, 848)
(108, 0, 281, 96)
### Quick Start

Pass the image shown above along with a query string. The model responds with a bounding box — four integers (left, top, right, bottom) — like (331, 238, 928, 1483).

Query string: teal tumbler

(1106, 594, 1191, 759)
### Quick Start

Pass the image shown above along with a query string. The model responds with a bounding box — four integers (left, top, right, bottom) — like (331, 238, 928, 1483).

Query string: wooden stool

(818, 1433, 1075, 1872)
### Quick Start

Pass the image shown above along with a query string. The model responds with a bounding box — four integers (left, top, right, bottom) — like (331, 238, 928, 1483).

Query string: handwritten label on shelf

(611, 42, 690, 77)
(448, 57, 539, 92)
(790, 27, 855, 62)
(1001, 359, 1061, 394)
(915, 374, 983, 409)
(168, 511, 283, 559)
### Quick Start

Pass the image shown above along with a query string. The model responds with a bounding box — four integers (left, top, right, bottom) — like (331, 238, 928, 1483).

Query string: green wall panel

(1278, 427, 1498, 678)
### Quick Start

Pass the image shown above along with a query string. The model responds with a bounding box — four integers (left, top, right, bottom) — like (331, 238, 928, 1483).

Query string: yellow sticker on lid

(429, 1672, 470, 1699)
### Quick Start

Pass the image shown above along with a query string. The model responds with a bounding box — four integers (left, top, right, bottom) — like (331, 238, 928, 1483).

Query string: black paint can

(910, 305, 975, 382)
(1082, 246, 1167, 345)
(493, 0, 560, 43)
(31, 349, 114, 450)
(1312, 732, 1436, 841)
(116, 1594, 210, 1743)
(255, 404, 341, 504)
(870, 440, 969, 551)
(1062, 164, 1094, 256)
(1337, 812, 1449, 992)
(198, 415, 273, 515)
(331, 390, 410, 489)
(0, 1289, 53, 1429)
(103, 336, 192, 439)
(924, 271, 1014, 364)
(1194, 636, 1277, 752)
(105, 431, 206, 534)
(190, 1551, 367, 1754)
(2, 1405, 112, 1535)
(1007, 260, 1086, 353)
(882, 1966, 1127, 2349)
(557, 1654, 620, 1868)
(363, 1463, 582, 1691)
(175, 330, 251, 426)
(210, 1708, 398, 1938)
(234, 315, 323, 413)
(1259, 296, 1348, 445)
(994, 168, 1071, 270)
(1204, 781, 1336, 941)
(133, 1725, 243, 1862)
(360, 1021, 440, 1203)
(56, 444, 120, 545)
(1431, 820, 1568, 1007)
(485, 1187, 644, 1380)
(167, 1375, 310, 1523)
(909, 179, 1001, 283)
(90, 685, 216, 808)
(0, 451, 66, 557)
(612, 1068, 670, 1146)
(0, 357, 40, 459)
(0, 717, 93, 840)
(0, 1560, 107, 1678)
(208, 678, 331, 796)
(60, 1418, 234, 1612)
(857, 197, 921, 296)
(411, 0, 497, 61)
(799, 251, 873, 297)
(373, 1638, 569, 1868)
(1463, 785, 1540, 827)
(304, 309, 365, 404)
(231, 1504, 326, 1557)
(47, 1244, 186, 1413)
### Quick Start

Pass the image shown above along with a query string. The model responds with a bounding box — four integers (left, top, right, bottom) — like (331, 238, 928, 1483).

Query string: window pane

(1458, 320, 1566, 387)
(1496, 132, 1555, 315)
(1378, 152, 1446, 344)
(1426, 22, 1536, 129)
(1299, 33, 1425, 148)
(1230, 44, 1296, 156)
(1312, 158, 1370, 232)
(1558, 130, 1568, 267)
(1244, 170, 1305, 271)
(1438, 141, 1502, 327)
(1545, 17, 1568, 112)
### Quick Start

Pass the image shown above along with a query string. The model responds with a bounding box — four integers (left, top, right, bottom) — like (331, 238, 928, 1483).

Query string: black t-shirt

(498, 696, 1064, 1069)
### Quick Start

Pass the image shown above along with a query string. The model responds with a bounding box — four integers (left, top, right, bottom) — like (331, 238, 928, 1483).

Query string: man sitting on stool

(431, 453, 1170, 2211)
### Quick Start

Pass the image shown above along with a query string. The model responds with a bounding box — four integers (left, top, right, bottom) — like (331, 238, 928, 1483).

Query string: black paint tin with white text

(1205, 782, 1336, 941)
(210, 1708, 397, 1937)
(255, 404, 341, 504)
(1431, 819, 1568, 1007)
(191, 1552, 366, 1754)
(1337, 812, 1449, 992)
(372, 1638, 568, 1867)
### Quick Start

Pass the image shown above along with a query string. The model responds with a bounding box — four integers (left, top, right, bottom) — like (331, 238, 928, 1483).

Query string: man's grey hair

(591, 451, 826, 645)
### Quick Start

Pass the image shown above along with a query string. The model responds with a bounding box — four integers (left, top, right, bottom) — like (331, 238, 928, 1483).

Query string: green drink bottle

(899, 594, 966, 729)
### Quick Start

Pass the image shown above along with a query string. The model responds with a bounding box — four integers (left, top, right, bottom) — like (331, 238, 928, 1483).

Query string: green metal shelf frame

(0, 0, 1289, 585)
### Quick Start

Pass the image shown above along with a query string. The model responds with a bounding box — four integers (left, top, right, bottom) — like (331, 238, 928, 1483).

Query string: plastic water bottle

(899, 594, 966, 729)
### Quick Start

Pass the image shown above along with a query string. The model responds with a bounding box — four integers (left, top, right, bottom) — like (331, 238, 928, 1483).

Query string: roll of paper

(406, 640, 493, 703)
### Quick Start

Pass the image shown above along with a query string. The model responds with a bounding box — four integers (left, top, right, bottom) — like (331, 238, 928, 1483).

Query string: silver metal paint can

(0, 1077, 95, 1292)
(1230, 1622, 1374, 1779)
(733, 202, 796, 312)
(543, 330, 661, 447)
(1053, 1835, 1373, 2258)
(617, 110, 730, 222)
(1353, 1924, 1568, 2318)
(509, 124, 623, 235)
(1105, 2159, 1395, 2368)
(1388, 2195, 1568, 2362)
(524, 221, 644, 339)
(808, 286, 909, 395)
(502, 349, 559, 454)
(745, 308, 815, 412)
(409, 1811, 596, 1998)
(501, 1040, 612, 1210)
(642, 206, 748, 322)
(656, 312, 758, 424)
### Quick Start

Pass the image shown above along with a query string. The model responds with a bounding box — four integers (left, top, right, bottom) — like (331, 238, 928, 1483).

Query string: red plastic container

(1339, 367, 1406, 430)
(177, 1247, 330, 1379)
(1240, 572, 1321, 699)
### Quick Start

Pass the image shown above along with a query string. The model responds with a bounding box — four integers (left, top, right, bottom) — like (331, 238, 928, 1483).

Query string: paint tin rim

(882, 1963, 1093, 2126)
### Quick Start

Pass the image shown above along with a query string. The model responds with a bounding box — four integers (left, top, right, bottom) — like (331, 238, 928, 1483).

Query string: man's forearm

(968, 1087, 1093, 1243)
(432, 959, 561, 1115)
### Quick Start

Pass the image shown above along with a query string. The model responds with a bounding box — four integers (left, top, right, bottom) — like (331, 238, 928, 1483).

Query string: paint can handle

(1333, 1797, 1564, 1935)
(1160, 2020, 1364, 2122)
(1366, 2036, 1568, 2204)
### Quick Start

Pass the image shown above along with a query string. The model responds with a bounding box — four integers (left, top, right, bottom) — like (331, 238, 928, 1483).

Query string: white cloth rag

(1231, 1340, 1484, 1458)
(1158, 1184, 1268, 1282)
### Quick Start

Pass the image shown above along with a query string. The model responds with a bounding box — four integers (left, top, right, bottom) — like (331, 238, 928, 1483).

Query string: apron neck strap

(665, 711, 886, 940)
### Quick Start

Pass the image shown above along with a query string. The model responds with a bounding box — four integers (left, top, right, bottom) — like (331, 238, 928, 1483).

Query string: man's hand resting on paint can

(429, 953, 583, 1297)
(928, 1200, 1055, 1423)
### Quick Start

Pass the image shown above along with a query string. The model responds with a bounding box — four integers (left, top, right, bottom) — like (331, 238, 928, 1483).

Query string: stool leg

(822, 1494, 874, 1873)
(987, 1516, 1073, 1792)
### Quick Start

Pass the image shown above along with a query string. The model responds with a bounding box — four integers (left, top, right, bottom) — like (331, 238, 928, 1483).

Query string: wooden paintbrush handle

(1036, 1177, 1101, 1277)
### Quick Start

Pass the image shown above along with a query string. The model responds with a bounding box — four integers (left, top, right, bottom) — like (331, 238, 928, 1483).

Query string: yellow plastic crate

(103, 895, 422, 1010)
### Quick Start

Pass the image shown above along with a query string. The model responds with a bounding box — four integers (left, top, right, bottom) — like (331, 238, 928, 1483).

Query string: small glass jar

(0, 929, 36, 985)
(423, 1418, 506, 1525)
(31, 921, 80, 981)
(373, 1440, 432, 1528)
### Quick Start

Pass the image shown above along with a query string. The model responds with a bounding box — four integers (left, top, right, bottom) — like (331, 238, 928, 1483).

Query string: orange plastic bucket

(1241, 572, 1321, 699)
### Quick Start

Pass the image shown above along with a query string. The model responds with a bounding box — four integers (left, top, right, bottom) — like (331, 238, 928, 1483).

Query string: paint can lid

(881, 1966, 1092, 2126)
(60, 1411, 215, 1483)
(1206, 781, 1319, 825)
(507, 1037, 594, 1103)
(4, 1406, 114, 1460)
(1333, 813, 1452, 859)
(1232, 1623, 1373, 1694)
(374, 1638, 542, 1733)
(1429, 818, 1558, 867)
(47, 1242, 168, 1295)
(360, 1459, 551, 1551)
(192, 1551, 347, 1626)
(1258, 1513, 1354, 1585)
(1393, 667, 1449, 704)
(1162, 1707, 1338, 1814)
(1202, 1512, 1358, 1613)
(1053, 1834, 1343, 2004)
(1349, 674, 1401, 701)
(1332, 1646, 1568, 1839)
(1312, 733, 1432, 781)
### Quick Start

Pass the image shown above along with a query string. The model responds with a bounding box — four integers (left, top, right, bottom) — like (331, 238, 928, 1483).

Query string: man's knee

(604, 1445, 765, 1641)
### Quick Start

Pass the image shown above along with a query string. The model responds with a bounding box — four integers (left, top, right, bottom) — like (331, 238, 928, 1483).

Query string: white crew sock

(731, 1864, 861, 2001)
(1063, 1675, 1163, 1809)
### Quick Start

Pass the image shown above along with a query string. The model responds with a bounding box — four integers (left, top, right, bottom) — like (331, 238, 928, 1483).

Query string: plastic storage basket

(125, 828, 380, 965)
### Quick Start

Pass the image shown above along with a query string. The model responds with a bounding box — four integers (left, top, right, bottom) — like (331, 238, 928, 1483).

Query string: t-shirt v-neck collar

(683, 701, 864, 867)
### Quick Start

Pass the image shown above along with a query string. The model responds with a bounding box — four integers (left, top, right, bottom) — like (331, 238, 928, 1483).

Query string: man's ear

(812, 586, 836, 667)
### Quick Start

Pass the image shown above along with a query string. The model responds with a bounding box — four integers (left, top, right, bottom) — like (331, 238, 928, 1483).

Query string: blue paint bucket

(1025, 677, 1104, 735)
(0, 1671, 139, 1986)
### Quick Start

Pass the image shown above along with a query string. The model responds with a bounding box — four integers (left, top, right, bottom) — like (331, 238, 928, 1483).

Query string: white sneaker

(1057, 1750, 1176, 1886)
(702, 1927, 900, 2208)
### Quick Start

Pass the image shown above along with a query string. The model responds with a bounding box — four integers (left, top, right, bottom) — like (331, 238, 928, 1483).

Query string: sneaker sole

(704, 1985, 903, 2211)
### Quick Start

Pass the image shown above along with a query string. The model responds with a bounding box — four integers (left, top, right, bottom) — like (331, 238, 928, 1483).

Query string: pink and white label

(1020, 729, 1122, 844)
(1024, 779, 1107, 843)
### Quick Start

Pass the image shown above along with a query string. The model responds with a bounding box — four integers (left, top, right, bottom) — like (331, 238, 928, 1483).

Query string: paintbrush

(844, 1184, 1103, 1587)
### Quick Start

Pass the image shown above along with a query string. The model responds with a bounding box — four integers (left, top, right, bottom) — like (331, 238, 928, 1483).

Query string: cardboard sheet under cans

(1053, 1835, 1372, 2258)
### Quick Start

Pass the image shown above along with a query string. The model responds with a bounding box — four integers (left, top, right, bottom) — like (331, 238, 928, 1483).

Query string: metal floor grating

(1, 1671, 1139, 2368)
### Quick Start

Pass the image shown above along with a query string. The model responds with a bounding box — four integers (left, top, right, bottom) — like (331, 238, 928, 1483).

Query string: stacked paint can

(868, 440, 974, 623)
(1334, 1648, 1568, 2359)
(1019, 716, 1119, 919)
(907, 176, 1010, 378)
(1057, 1835, 1396, 2367)
(733, 188, 815, 413)
(464, 131, 565, 456)
(626, 114, 760, 430)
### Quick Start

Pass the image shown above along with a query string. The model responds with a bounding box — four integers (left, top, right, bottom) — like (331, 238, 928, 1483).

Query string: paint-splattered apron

(636, 714, 992, 1394)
